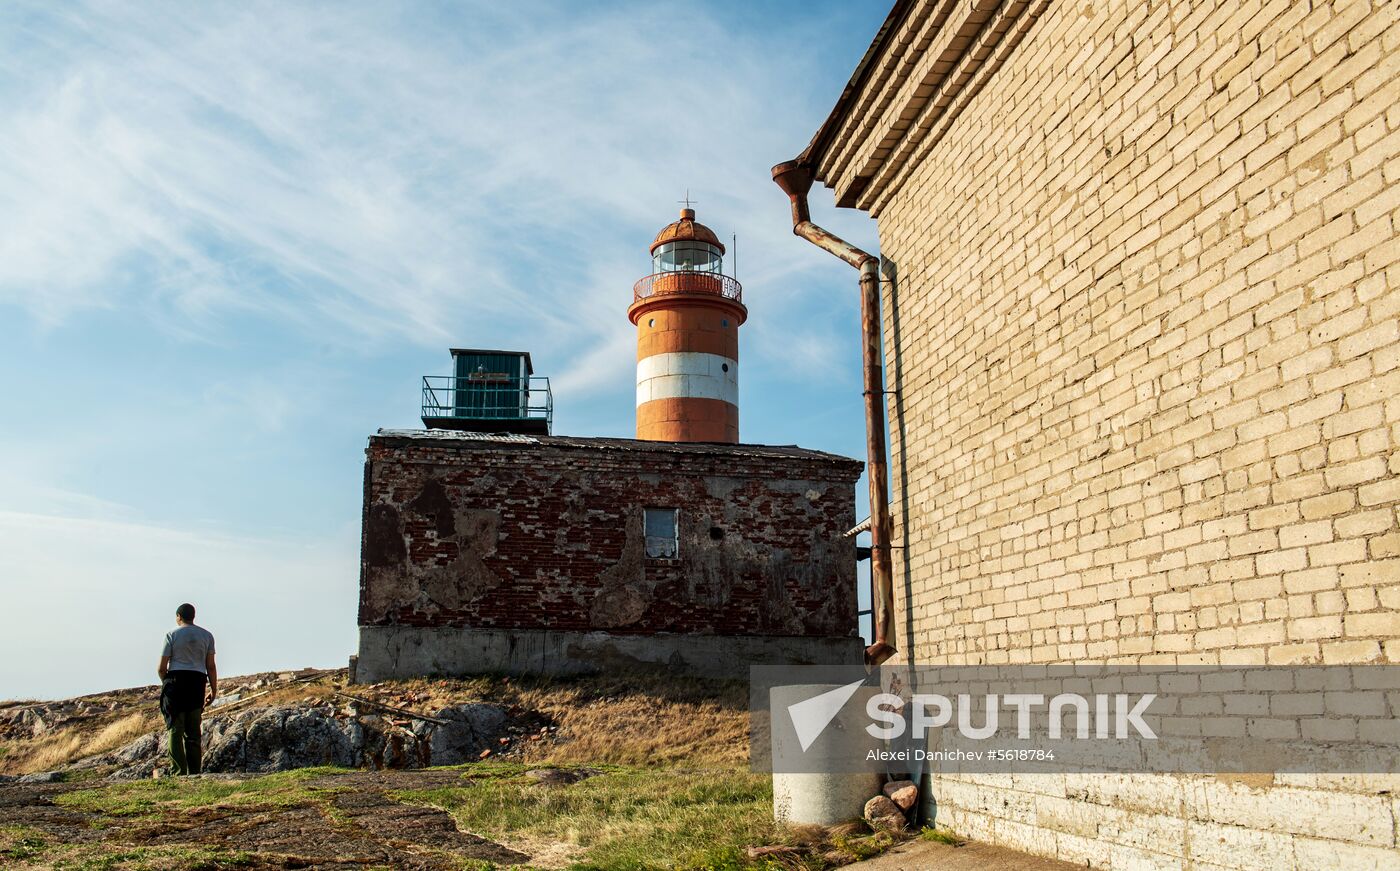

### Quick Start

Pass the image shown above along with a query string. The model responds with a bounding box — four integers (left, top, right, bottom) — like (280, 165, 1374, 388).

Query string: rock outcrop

(95, 702, 512, 779)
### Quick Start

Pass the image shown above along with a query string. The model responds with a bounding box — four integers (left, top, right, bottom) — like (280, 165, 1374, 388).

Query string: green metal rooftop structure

(421, 349, 553, 435)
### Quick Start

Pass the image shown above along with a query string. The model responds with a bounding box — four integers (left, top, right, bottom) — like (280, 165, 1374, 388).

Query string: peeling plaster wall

(357, 434, 864, 640)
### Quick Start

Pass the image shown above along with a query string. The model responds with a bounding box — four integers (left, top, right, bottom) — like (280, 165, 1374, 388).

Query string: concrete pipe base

(773, 771, 883, 827)
(769, 683, 882, 827)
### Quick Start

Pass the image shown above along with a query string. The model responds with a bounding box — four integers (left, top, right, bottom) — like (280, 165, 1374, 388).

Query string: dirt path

(0, 771, 530, 869)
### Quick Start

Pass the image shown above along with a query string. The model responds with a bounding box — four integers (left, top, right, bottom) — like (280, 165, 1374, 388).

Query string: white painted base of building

(925, 771, 1400, 870)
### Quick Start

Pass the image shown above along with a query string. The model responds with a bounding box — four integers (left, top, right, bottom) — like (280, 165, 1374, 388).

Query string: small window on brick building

(644, 507, 679, 559)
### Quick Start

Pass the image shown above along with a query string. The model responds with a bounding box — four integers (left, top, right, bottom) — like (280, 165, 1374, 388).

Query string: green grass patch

(395, 764, 888, 870)
(39, 763, 903, 869)
(56, 767, 110, 784)
(0, 825, 52, 862)
(5, 821, 282, 869)
(54, 844, 258, 870)
(919, 826, 964, 846)
(54, 767, 347, 818)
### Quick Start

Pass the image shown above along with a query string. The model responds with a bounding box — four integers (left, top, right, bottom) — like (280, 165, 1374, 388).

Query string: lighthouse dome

(650, 208, 726, 255)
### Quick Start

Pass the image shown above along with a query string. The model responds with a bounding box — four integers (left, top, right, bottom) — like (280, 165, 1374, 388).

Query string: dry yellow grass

(22, 731, 85, 773)
(84, 712, 157, 757)
(2, 712, 159, 775)
(366, 671, 751, 767)
(314, 671, 750, 767)
(515, 687, 748, 767)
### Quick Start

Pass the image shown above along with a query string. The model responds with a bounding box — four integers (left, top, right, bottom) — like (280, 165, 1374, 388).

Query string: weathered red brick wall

(359, 433, 863, 638)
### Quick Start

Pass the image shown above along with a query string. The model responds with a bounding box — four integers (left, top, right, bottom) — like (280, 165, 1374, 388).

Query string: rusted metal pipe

(772, 160, 896, 668)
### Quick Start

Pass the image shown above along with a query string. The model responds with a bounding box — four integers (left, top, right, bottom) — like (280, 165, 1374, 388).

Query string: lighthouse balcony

(632, 272, 742, 305)
(421, 374, 553, 435)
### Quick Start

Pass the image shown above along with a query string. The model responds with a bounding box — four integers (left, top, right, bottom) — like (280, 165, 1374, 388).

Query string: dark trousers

(168, 708, 202, 775)
(160, 669, 207, 776)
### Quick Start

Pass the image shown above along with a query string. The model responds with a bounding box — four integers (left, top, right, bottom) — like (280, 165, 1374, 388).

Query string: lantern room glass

(653, 241, 723, 274)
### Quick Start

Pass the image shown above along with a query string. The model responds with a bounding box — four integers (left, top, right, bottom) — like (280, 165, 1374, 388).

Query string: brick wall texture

(810, 0, 1400, 867)
(358, 433, 862, 638)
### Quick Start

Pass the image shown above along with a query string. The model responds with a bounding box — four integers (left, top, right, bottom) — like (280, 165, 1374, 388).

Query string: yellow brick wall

(853, 0, 1400, 867)
(876, 0, 1400, 671)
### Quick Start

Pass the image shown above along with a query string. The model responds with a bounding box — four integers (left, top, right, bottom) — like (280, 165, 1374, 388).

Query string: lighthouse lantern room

(629, 208, 747, 443)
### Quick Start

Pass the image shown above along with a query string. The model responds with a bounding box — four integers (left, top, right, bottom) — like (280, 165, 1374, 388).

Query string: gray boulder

(19, 708, 51, 737)
(57, 699, 516, 779)
(413, 703, 509, 766)
(115, 732, 161, 764)
(17, 771, 62, 783)
(204, 706, 356, 772)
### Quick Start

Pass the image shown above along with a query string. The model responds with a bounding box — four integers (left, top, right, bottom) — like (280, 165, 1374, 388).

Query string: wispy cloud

(0, 1, 876, 378)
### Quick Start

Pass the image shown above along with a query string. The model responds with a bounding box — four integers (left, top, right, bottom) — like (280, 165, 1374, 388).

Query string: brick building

(354, 431, 864, 680)
(354, 209, 867, 681)
(791, 0, 1400, 867)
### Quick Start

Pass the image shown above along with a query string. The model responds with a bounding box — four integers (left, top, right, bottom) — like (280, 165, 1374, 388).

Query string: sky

(0, 0, 889, 701)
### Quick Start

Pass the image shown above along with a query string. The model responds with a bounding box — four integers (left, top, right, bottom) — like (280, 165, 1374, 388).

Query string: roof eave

(798, 0, 916, 184)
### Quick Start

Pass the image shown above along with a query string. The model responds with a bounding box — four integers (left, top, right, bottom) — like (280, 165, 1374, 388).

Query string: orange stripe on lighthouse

(637, 398, 739, 443)
(631, 207, 746, 444)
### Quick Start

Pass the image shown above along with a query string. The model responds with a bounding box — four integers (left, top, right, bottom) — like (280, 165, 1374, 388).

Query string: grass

(25, 730, 86, 772)
(86, 714, 159, 758)
(3, 824, 262, 869)
(0, 825, 50, 862)
(395, 763, 896, 870)
(512, 676, 749, 768)
(54, 766, 347, 818)
(919, 826, 965, 846)
(4, 674, 906, 869)
(347, 671, 752, 769)
(34, 763, 903, 870)
(397, 764, 771, 868)
(2, 712, 159, 776)
(63, 846, 260, 870)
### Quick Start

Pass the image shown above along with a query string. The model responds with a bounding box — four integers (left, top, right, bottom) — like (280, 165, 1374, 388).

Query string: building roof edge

(798, 0, 915, 173)
(370, 429, 865, 473)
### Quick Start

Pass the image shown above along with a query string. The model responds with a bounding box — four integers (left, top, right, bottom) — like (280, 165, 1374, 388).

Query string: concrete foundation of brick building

(354, 429, 865, 680)
(353, 626, 862, 682)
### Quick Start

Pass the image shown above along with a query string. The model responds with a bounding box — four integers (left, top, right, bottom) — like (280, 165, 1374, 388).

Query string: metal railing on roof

(421, 375, 553, 428)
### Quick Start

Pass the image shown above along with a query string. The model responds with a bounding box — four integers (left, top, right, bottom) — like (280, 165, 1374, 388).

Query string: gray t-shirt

(161, 624, 216, 674)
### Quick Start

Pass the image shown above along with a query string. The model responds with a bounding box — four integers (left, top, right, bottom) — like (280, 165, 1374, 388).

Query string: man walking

(157, 603, 217, 776)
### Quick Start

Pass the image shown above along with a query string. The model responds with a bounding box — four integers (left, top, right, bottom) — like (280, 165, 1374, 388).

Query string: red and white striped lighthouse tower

(629, 207, 747, 442)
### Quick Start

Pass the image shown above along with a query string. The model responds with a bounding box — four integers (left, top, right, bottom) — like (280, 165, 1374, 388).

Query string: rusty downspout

(772, 160, 896, 668)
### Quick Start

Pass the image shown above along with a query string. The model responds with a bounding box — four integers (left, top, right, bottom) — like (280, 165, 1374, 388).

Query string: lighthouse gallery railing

(632, 272, 743, 305)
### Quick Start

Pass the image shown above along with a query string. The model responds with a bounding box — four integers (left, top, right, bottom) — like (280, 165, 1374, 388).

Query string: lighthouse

(629, 207, 747, 442)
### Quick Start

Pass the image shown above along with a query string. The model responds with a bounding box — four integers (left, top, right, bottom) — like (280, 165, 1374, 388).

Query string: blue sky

(0, 0, 888, 700)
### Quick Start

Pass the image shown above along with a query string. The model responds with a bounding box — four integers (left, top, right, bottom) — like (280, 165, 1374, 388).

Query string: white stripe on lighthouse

(636, 352, 738, 405)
